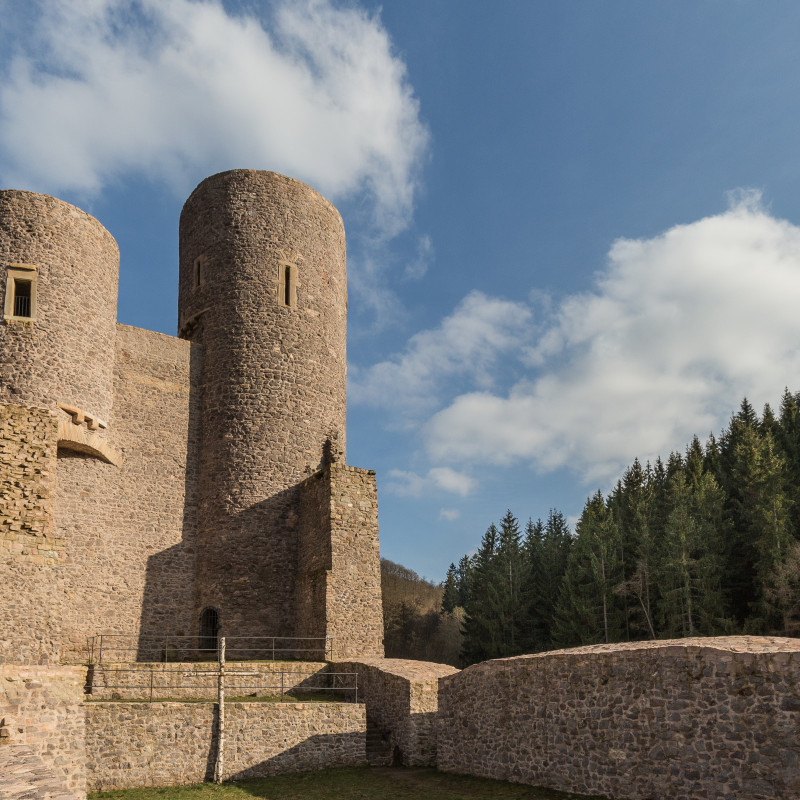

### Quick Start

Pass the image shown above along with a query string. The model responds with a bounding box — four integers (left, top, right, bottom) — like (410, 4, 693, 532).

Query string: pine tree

(553, 492, 624, 647)
(729, 425, 793, 631)
(461, 523, 502, 664)
(441, 563, 459, 614)
(522, 512, 571, 652)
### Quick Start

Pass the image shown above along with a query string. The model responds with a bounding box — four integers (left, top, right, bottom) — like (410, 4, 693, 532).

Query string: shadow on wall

(226, 731, 366, 781)
(136, 344, 202, 662)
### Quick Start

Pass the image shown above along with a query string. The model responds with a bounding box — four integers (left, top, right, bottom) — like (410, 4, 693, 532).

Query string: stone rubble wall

(56, 324, 199, 663)
(0, 403, 62, 664)
(297, 464, 384, 659)
(333, 658, 458, 766)
(326, 465, 384, 659)
(84, 700, 366, 791)
(0, 665, 87, 800)
(437, 636, 800, 800)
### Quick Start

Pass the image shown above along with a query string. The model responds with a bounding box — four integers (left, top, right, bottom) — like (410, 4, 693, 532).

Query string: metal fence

(86, 666, 358, 703)
(86, 634, 333, 664)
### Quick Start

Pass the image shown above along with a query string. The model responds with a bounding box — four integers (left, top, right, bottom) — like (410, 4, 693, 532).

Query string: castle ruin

(0, 169, 384, 665)
(1, 171, 799, 800)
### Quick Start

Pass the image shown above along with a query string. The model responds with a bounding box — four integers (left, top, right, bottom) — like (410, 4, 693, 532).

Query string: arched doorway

(199, 607, 219, 658)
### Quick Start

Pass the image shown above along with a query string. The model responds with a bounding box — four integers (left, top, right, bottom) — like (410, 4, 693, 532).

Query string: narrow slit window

(13, 279, 31, 317)
(193, 255, 205, 288)
(278, 261, 297, 308)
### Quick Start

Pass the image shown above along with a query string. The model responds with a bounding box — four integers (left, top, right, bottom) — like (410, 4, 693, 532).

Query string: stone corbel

(57, 402, 108, 431)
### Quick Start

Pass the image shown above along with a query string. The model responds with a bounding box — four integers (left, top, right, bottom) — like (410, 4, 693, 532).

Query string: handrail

(86, 634, 334, 664)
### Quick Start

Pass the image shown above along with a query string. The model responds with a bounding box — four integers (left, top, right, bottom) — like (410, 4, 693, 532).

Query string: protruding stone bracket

(57, 402, 107, 431)
(57, 420, 121, 466)
(178, 306, 210, 339)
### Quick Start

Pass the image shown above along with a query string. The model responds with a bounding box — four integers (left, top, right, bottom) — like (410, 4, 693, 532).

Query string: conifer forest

(387, 390, 800, 667)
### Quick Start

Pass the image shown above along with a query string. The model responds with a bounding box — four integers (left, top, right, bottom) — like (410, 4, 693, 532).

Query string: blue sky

(4, 1, 800, 580)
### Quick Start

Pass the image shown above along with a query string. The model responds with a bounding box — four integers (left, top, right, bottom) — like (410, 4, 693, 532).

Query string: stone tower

(179, 170, 379, 654)
(0, 191, 119, 422)
(0, 191, 120, 663)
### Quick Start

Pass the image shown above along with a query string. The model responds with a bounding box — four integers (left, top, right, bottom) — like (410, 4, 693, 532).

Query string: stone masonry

(438, 636, 800, 800)
(0, 171, 384, 665)
(0, 665, 87, 800)
(84, 700, 366, 791)
(333, 658, 458, 767)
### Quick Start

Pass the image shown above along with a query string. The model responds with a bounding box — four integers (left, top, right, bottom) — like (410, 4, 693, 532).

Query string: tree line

(441, 390, 800, 666)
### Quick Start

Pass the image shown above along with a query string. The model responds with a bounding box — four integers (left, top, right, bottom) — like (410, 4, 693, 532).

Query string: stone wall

(0, 665, 87, 800)
(438, 636, 800, 800)
(85, 701, 366, 791)
(333, 658, 458, 766)
(327, 465, 384, 659)
(0, 403, 61, 664)
(56, 324, 199, 662)
(297, 463, 384, 658)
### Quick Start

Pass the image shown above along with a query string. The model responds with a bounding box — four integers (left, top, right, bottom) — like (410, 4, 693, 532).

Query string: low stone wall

(85, 700, 366, 791)
(87, 661, 330, 701)
(438, 636, 800, 800)
(333, 658, 458, 766)
(0, 665, 87, 800)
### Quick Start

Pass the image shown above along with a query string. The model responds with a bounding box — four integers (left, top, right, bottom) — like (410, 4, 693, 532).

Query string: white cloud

(370, 194, 800, 485)
(350, 290, 532, 417)
(0, 0, 427, 236)
(386, 467, 476, 497)
(439, 508, 460, 521)
(427, 194, 800, 482)
(404, 235, 434, 280)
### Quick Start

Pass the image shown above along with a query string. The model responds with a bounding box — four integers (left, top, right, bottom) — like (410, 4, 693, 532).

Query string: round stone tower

(178, 170, 347, 639)
(0, 191, 119, 422)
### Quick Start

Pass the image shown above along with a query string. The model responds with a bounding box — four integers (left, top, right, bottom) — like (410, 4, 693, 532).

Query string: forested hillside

(442, 390, 800, 666)
(381, 558, 461, 665)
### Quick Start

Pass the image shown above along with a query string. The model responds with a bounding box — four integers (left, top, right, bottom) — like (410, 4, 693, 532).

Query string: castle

(2, 172, 799, 800)
(0, 169, 384, 665)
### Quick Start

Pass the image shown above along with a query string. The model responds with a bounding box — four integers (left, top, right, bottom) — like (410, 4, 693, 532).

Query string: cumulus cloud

(368, 194, 800, 484)
(439, 508, 461, 521)
(350, 290, 533, 417)
(0, 0, 427, 236)
(386, 467, 476, 497)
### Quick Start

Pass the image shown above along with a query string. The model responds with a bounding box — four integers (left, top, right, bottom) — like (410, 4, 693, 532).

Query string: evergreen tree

(553, 492, 625, 647)
(441, 563, 459, 614)
(729, 425, 793, 631)
(461, 523, 502, 664)
(522, 512, 571, 652)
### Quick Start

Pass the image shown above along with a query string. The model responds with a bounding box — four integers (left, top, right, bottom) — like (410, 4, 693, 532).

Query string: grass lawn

(89, 767, 608, 800)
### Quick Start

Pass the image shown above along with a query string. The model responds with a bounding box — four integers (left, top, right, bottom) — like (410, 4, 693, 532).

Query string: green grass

(89, 767, 607, 800)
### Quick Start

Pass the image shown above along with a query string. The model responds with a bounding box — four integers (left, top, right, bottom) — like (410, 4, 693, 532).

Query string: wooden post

(214, 637, 226, 784)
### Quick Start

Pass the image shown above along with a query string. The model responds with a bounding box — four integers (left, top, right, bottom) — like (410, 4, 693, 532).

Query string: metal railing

(86, 666, 358, 703)
(86, 634, 333, 664)
(13, 293, 30, 317)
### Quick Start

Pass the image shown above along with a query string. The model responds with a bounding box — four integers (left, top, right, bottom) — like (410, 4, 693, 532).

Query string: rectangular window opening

(13, 279, 32, 318)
